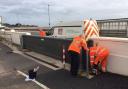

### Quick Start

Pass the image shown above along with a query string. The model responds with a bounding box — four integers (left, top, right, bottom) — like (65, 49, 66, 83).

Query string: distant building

(3, 26, 50, 36)
(97, 18, 128, 37)
(52, 18, 128, 38)
(52, 21, 82, 37)
(4, 27, 50, 32)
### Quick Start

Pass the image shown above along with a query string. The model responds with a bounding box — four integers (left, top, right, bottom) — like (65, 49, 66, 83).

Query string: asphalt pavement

(0, 42, 128, 89)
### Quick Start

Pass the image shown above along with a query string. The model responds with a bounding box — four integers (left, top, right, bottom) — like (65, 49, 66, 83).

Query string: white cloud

(0, 0, 128, 26)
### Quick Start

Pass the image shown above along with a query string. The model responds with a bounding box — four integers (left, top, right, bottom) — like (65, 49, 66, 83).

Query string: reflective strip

(63, 55, 65, 59)
(90, 56, 94, 58)
(102, 67, 106, 72)
(63, 49, 65, 53)
(90, 61, 94, 63)
(90, 50, 96, 52)
(83, 20, 99, 41)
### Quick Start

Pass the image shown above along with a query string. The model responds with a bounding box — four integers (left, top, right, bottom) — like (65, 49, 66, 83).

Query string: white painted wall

(53, 21, 82, 37)
(0, 31, 31, 45)
(91, 37, 128, 76)
(53, 27, 82, 37)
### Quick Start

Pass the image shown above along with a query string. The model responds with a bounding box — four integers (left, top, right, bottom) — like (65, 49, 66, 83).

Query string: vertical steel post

(86, 50, 90, 78)
(48, 4, 51, 28)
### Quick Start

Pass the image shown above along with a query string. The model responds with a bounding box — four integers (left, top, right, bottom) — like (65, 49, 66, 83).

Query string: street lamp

(48, 4, 51, 28)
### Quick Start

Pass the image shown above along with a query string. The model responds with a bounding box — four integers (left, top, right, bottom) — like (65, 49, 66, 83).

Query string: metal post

(86, 49, 94, 79)
(78, 49, 83, 75)
(0, 16, 2, 27)
(48, 4, 51, 28)
(62, 45, 66, 69)
(126, 21, 128, 37)
(86, 50, 89, 76)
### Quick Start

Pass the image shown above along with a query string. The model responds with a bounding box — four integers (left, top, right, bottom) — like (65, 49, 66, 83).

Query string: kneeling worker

(68, 34, 88, 76)
(89, 42, 109, 74)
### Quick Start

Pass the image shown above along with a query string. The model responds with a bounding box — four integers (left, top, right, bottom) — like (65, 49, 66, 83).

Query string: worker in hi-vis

(89, 42, 109, 74)
(39, 29, 46, 37)
(68, 34, 88, 76)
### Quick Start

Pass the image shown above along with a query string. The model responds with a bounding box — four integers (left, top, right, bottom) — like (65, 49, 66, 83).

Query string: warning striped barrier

(83, 20, 99, 41)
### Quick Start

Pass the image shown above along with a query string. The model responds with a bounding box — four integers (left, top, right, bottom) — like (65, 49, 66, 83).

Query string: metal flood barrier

(22, 35, 72, 63)
(100, 30, 127, 37)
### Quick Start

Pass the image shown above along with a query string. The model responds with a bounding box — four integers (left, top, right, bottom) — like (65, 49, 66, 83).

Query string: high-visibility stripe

(84, 25, 98, 39)
(84, 21, 91, 33)
(86, 28, 95, 41)
(85, 23, 92, 35)
(83, 20, 99, 41)
(90, 56, 94, 58)
(90, 30, 99, 38)
(85, 26, 92, 38)
(90, 20, 99, 32)
(91, 24, 99, 34)
(89, 29, 98, 37)
(90, 61, 94, 62)
(83, 20, 90, 29)
(91, 21, 99, 34)
(90, 50, 96, 52)
(92, 20, 99, 30)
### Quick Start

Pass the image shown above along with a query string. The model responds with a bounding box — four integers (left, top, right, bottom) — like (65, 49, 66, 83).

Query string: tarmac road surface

(0, 42, 128, 89)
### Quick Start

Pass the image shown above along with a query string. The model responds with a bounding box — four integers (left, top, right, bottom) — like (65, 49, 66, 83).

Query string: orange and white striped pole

(62, 45, 66, 69)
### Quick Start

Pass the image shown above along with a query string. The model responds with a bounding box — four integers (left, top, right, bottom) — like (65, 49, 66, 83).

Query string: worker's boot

(79, 71, 87, 77)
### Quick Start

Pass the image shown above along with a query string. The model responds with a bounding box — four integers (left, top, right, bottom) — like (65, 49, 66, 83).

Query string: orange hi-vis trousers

(94, 48, 109, 72)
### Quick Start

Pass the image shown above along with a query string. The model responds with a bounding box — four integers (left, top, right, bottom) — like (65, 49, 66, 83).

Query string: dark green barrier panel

(22, 35, 72, 63)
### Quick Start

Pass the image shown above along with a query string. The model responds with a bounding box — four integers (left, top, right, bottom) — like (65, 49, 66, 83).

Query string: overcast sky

(0, 0, 128, 26)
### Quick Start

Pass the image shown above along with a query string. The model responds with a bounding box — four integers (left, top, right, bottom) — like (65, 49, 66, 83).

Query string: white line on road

(2, 42, 61, 71)
(17, 70, 50, 89)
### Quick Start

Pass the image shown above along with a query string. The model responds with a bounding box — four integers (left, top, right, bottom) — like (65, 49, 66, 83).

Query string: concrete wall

(91, 37, 128, 76)
(0, 31, 31, 45)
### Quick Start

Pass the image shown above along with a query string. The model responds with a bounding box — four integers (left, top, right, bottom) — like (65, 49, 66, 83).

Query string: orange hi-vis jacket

(68, 36, 88, 54)
(90, 46, 109, 72)
(39, 31, 46, 37)
(89, 47, 97, 66)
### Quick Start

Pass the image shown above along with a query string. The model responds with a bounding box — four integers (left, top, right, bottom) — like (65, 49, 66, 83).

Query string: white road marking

(2, 42, 61, 71)
(17, 70, 50, 89)
(2, 42, 63, 71)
